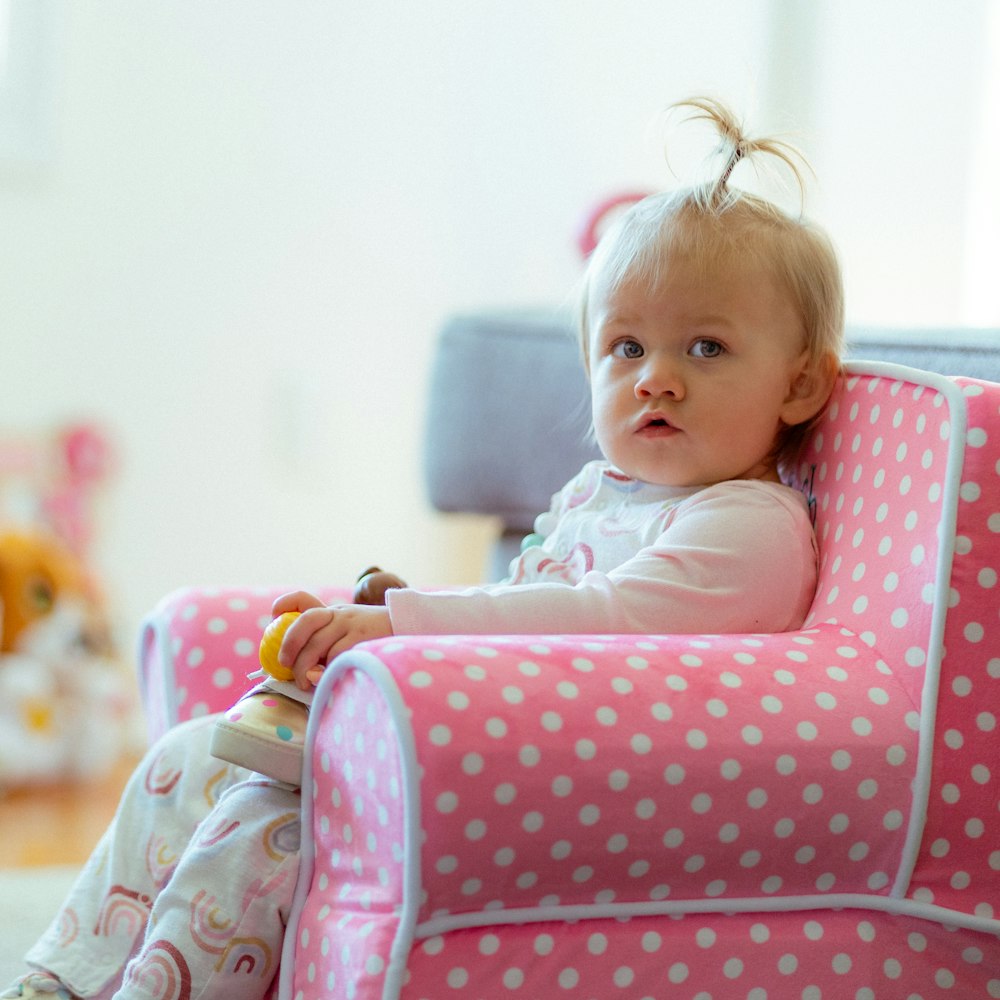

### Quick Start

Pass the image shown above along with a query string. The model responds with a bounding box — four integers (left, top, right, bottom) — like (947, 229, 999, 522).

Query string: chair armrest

(137, 585, 350, 741)
(291, 626, 921, 995)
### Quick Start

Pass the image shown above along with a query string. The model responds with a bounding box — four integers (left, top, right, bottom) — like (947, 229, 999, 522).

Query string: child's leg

(113, 774, 300, 1000)
(13, 715, 293, 999)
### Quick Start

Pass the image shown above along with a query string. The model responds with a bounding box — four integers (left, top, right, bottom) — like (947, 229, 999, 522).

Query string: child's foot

(1, 972, 77, 999)
(210, 682, 310, 786)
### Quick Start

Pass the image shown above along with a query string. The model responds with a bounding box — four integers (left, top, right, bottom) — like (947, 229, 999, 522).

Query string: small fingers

(279, 606, 335, 684)
(272, 590, 325, 617)
(277, 603, 395, 690)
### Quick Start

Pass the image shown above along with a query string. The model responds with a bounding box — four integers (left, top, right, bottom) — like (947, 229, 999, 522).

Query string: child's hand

(271, 592, 394, 689)
(271, 590, 326, 618)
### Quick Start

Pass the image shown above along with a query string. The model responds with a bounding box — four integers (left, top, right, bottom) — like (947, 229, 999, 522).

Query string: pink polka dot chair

(139, 362, 1000, 999)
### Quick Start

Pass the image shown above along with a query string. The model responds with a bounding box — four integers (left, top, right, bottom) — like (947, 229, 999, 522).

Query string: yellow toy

(256, 568, 406, 683)
(258, 611, 299, 681)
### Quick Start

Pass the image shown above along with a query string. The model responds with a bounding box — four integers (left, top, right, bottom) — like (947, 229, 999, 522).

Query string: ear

(780, 350, 840, 428)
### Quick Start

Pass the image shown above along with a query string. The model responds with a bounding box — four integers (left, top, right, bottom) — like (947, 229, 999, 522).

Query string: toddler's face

(587, 255, 811, 487)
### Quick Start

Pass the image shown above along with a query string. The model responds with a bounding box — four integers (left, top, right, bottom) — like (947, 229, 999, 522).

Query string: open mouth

(637, 415, 677, 435)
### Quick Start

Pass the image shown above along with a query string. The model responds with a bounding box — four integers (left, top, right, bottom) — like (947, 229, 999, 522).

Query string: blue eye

(612, 339, 644, 359)
(690, 339, 724, 359)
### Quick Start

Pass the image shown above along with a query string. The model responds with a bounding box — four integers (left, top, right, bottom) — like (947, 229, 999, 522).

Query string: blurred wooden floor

(0, 755, 140, 868)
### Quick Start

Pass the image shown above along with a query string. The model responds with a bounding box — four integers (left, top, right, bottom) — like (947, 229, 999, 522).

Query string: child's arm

(272, 590, 394, 689)
(272, 481, 813, 687)
(268, 473, 586, 689)
(387, 481, 817, 639)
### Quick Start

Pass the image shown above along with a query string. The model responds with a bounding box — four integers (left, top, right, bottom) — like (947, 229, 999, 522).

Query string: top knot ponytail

(670, 96, 810, 213)
(577, 95, 844, 468)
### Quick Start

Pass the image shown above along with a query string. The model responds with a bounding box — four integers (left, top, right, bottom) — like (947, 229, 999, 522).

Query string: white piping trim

(415, 892, 1000, 939)
(278, 361, 980, 996)
(842, 361, 966, 900)
(136, 598, 181, 732)
(282, 650, 422, 1000)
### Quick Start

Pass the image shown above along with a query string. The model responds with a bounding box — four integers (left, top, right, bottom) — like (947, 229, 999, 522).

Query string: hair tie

(719, 141, 745, 187)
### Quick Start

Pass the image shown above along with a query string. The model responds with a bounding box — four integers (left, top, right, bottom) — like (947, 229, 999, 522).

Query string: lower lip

(637, 424, 679, 438)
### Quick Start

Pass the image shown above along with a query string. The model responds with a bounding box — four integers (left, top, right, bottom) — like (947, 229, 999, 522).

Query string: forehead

(586, 251, 805, 364)
(589, 250, 779, 320)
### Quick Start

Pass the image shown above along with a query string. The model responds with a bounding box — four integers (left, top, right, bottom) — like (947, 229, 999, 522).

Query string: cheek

(589, 385, 618, 448)
(589, 399, 609, 439)
(590, 380, 621, 424)
(590, 368, 627, 406)
(589, 379, 607, 420)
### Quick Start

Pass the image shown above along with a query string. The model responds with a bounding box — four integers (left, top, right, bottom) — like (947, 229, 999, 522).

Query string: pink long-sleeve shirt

(388, 461, 817, 637)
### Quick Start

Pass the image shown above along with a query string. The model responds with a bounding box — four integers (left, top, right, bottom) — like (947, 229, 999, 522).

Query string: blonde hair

(579, 97, 844, 470)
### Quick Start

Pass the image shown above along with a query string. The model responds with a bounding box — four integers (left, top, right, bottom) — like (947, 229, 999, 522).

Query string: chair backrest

(789, 364, 963, 710)
(910, 375, 999, 914)
(789, 363, 1000, 918)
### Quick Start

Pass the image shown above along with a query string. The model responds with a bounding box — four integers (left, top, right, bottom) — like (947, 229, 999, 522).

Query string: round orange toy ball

(258, 611, 300, 681)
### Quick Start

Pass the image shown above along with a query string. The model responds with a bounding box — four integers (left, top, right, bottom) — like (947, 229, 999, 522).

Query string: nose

(634, 356, 684, 400)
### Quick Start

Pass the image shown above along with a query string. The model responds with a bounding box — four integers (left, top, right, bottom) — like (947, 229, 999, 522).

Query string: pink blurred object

(0, 421, 114, 557)
(576, 190, 650, 258)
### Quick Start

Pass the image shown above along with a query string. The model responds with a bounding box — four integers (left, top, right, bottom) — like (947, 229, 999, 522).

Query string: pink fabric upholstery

(138, 364, 1000, 998)
(138, 585, 350, 740)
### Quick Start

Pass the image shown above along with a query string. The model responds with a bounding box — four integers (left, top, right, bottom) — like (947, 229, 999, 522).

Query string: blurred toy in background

(0, 529, 109, 656)
(0, 422, 115, 560)
(0, 529, 132, 787)
(575, 190, 650, 258)
(0, 423, 136, 789)
(43, 424, 116, 558)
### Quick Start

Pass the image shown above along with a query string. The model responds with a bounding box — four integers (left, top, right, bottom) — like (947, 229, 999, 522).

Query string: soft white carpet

(0, 866, 79, 983)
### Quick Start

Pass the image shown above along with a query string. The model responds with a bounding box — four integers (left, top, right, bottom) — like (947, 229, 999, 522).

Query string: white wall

(0, 1, 992, 648)
(803, 1, 991, 327)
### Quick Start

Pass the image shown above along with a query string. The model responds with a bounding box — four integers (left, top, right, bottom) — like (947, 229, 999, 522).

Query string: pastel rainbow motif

(535, 542, 594, 583)
(188, 890, 234, 953)
(262, 811, 300, 861)
(566, 469, 601, 508)
(53, 907, 79, 948)
(93, 885, 153, 939)
(203, 766, 230, 806)
(146, 835, 179, 887)
(242, 868, 292, 912)
(194, 816, 240, 850)
(124, 940, 191, 1000)
(144, 749, 182, 796)
(215, 936, 274, 978)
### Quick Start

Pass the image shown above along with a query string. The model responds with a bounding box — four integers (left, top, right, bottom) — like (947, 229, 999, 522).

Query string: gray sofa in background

(424, 309, 1000, 578)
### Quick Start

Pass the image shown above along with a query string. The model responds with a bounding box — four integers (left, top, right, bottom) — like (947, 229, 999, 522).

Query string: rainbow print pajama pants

(24, 716, 300, 1000)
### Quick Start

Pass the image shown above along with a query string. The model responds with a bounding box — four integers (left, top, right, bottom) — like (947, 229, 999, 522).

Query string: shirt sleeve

(386, 481, 818, 637)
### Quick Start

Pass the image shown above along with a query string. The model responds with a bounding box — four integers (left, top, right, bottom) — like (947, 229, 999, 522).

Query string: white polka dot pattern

(139, 586, 349, 739)
(906, 379, 1000, 923)
(295, 669, 406, 998)
(305, 630, 915, 927)
(398, 911, 997, 998)
(795, 375, 953, 711)
(137, 367, 1000, 997)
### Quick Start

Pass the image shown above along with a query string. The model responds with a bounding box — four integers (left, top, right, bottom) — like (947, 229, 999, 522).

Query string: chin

(635, 466, 701, 488)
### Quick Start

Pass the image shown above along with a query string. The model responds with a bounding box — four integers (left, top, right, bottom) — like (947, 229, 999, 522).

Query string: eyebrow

(598, 309, 640, 326)
(600, 310, 737, 332)
(681, 312, 737, 329)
